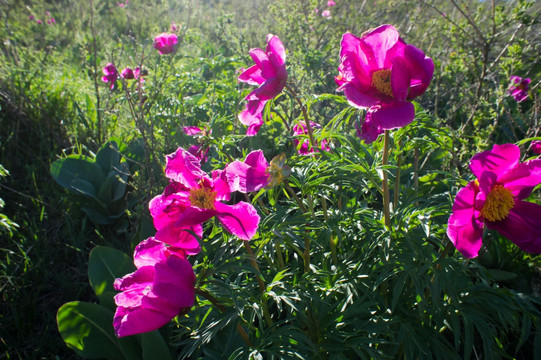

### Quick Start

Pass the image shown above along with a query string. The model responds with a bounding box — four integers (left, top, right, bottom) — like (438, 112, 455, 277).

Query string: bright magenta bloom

(226, 151, 291, 192)
(532, 141, 541, 155)
(508, 76, 530, 102)
(293, 122, 330, 155)
(102, 63, 118, 89)
(150, 148, 260, 241)
(321, 10, 331, 18)
(154, 33, 178, 55)
(113, 238, 195, 337)
(336, 25, 434, 143)
(447, 144, 541, 258)
(327, 0, 336, 6)
(238, 34, 287, 136)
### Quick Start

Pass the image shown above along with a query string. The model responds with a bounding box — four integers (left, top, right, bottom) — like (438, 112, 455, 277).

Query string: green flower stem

(284, 181, 312, 273)
(322, 196, 338, 266)
(195, 288, 253, 347)
(285, 84, 317, 152)
(243, 241, 274, 327)
(394, 142, 402, 213)
(382, 130, 391, 229)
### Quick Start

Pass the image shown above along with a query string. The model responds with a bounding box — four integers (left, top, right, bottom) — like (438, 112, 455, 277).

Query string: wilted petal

(487, 200, 541, 254)
(215, 201, 260, 240)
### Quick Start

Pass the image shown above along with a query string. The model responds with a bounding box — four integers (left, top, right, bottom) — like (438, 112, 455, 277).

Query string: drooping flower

(293, 122, 330, 155)
(120, 67, 135, 80)
(113, 237, 195, 337)
(531, 140, 541, 155)
(150, 148, 260, 241)
(336, 25, 434, 143)
(238, 34, 287, 135)
(447, 143, 541, 258)
(154, 33, 178, 55)
(102, 63, 118, 89)
(183, 126, 210, 163)
(508, 76, 530, 102)
(226, 151, 291, 193)
(321, 9, 331, 18)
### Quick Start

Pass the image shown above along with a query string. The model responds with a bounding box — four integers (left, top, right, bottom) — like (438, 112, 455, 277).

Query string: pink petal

(165, 148, 208, 188)
(175, 206, 215, 228)
(183, 126, 202, 136)
(402, 44, 434, 99)
(341, 83, 379, 108)
(149, 192, 190, 230)
(248, 48, 275, 79)
(215, 201, 260, 240)
(152, 254, 195, 309)
(114, 305, 173, 337)
(133, 238, 168, 268)
(370, 101, 415, 130)
(360, 24, 401, 70)
(154, 224, 202, 255)
(498, 159, 541, 200)
(469, 143, 520, 180)
(266, 34, 286, 69)
(447, 182, 485, 258)
(253, 76, 286, 100)
(486, 200, 541, 254)
(238, 64, 265, 86)
(226, 150, 270, 193)
(211, 169, 232, 201)
(356, 107, 384, 143)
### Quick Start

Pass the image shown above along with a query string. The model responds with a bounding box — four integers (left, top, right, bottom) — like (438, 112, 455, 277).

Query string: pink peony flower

(322, 9, 331, 18)
(447, 143, 541, 258)
(102, 63, 118, 89)
(182, 126, 210, 163)
(238, 34, 287, 136)
(36, 19, 42, 24)
(293, 122, 330, 155)
(327, 0, 336, 6)
(531, 140, 541, 155)
(153, 33, 178, 55)
(149, 148, 260, 241)
(113, 238, 195, 337)
(508, 76, 530, 102)
(336, 25, 434, 143)
(120, 67, 135, 80)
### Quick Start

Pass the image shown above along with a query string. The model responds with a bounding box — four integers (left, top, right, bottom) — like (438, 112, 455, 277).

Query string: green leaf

(57, 301, 125, 359)
(96, 141, 121, 173)
(51, 155, 105, 194)
(142, 330, 172, 360)
(88, 246, 135, 310)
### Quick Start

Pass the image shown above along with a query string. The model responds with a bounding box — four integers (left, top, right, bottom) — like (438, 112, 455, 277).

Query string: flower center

(371, 69, 393, 98)
(189, 187, 217, 209)
(265, 153, 291, 188)
(480, 185, 514, 222)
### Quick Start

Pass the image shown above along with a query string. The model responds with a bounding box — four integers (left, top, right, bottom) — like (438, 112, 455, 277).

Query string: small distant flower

(36, 19, 42, 25)
(293, 122, 330, 155)
(102, 63, 118, 89)
(183, 126, 210, 163)
(314, 8, 319, 13)
(238, 34, 287, 136)
(532, 141, 541, 155)
(154, 33, 178, 55)
(151, 148, 260, 241)
(29, 15, 34, 20)
(117, 0, 129, 7)
(47, 18, 55, 25)
(46, 11, 50, 16)
(508, 76, 530, 102)
(121, 67, 135, 80)
(327, 1, 336, 7)
(322, 9, 331, 18)
(336, 25, 434, 143)
(447, 143, 541, 258)
(113, 237, 195, 337)
(170, 22, 178, 32)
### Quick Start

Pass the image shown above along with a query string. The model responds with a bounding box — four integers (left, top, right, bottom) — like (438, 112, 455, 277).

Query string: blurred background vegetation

(0, 0, 540, 358)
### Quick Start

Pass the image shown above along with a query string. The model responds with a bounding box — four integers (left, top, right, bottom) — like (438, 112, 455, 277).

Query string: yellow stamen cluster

(371, 69, 393, 98)
(480, 185, 515, 222)
(189, 187, 217, 210)
(265, 153, 290, 188)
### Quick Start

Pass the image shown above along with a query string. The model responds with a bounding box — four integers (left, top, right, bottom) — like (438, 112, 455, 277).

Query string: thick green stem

(382, 130, 391, 229)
